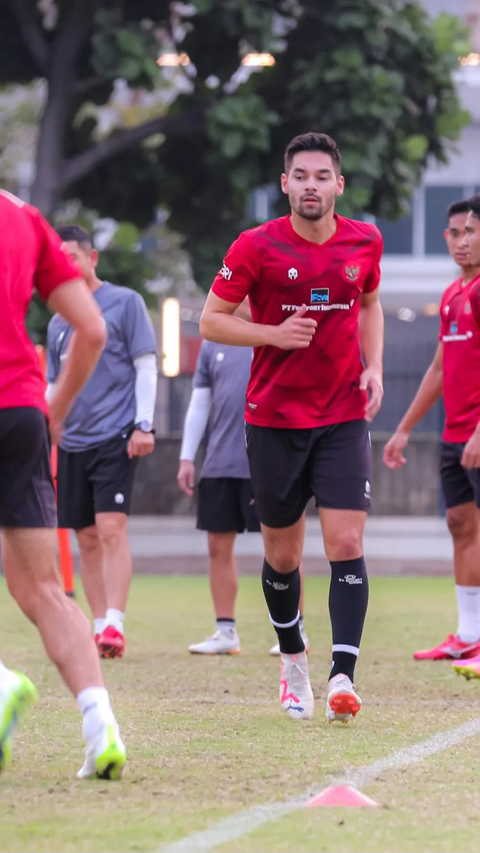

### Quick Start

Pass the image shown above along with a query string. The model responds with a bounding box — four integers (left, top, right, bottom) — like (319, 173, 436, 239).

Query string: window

(425, 186, 464, 254)
(376, 209, 413, 255)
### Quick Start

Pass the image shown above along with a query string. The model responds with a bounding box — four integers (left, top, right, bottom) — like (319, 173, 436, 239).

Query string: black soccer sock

(329, 556, 369, 682)
(262, 560, 304, 655)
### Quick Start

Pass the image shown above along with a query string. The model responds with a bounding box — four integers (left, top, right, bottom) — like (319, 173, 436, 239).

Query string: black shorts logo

(311, 288, 329, 304)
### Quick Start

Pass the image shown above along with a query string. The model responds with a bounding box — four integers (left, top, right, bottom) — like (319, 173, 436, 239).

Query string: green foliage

(0, 0, 471, 292)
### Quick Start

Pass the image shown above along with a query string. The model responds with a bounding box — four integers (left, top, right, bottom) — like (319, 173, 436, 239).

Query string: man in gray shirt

(47, 225, 158, 660)
(177, 340, 309, 654)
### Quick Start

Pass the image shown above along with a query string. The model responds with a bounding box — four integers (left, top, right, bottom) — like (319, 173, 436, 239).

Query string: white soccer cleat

(270, 623, 310, 656)
(77, 722, 126, 780)
(279, 651, 314, 720)
(188, 630, 241, 655)
(326, 673, 362, 725)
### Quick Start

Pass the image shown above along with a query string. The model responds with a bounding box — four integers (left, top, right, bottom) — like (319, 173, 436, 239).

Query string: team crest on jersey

(342, 263, 361, 283)
(288, 267, 298, 280)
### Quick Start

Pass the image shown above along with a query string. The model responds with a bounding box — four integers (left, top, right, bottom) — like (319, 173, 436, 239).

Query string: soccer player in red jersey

(200, 132, 384, 724)
(385, 197, 480, 665)
(0, 190, 126, 779)
(444, 195, 480, 680)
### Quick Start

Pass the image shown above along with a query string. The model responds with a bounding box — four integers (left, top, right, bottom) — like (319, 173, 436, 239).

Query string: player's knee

(325, 529, 363, 562)
(208, 533, 234, 560)
(10, 574, 62, 624)
(77, 525, 101, 556)
(96, 514, 128, 551)
(447, 506, 476, 543)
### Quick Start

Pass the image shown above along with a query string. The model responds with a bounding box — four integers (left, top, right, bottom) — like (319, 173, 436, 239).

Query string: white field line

(155, 716, 480, 853)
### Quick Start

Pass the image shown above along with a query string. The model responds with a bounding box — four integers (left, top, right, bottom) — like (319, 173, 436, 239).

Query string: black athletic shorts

(440, 441, 480, 509)
(0, 406, 57, 528)
(245, 419, 372, 528)
(56, 432, 138, 530)
(196, 477, 261, 534)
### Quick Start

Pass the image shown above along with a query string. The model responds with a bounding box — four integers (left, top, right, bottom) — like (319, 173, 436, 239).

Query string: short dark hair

(56, 224, 92, 248)
(447, 199, 471, 220)
(469, 194, 480, 220)
(284, 132, 341, 174)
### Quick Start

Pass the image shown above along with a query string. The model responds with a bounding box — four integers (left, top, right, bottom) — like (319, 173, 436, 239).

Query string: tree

(0, 0, 471, 290)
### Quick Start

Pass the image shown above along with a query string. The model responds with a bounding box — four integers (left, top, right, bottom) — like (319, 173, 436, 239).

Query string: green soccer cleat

(77, 723, 126, 780)
(0, 671, 38, 773)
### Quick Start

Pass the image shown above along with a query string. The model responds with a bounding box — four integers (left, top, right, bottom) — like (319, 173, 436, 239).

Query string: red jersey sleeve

(439, 290, 449, 341)
(211, 232, 260, 303)
(31, 209, 82, 301)
(363, 230, 383, 294)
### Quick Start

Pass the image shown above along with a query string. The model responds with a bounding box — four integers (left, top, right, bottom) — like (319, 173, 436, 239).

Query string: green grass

(0, 575, 479, 852)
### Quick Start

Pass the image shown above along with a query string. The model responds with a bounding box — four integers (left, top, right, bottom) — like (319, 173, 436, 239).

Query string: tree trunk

(29, 91, 67, 217)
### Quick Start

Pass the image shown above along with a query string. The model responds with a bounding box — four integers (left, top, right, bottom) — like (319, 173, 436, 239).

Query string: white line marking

(155, 716, 480, 853)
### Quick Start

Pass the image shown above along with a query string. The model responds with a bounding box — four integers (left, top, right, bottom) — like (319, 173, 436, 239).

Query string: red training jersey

(212, 215, 383, 429)
(0, 191, 81, 414)
(440, 274, 480, 443)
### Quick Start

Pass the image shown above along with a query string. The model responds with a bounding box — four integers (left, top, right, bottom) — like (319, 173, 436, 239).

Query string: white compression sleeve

(133, 353, 158, 424)
(179, 387, 212, 461)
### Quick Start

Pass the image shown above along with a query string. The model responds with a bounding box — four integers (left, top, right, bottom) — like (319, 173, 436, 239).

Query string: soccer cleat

(413, 633, 480, 661)
(0, 671, 37, 773)
(77, 723, 126, 780)
(452, 654, 480, 680)
(97, 626, 126, 659)
(326, 673, 362, 725)
(188, 630, 241, 655)
(279, 651, 314, 720)
(270, 623, 310, 656)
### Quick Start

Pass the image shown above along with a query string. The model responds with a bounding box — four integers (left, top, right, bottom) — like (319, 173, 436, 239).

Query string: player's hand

(383, 430, 409, 469)
(127, 429, 155, 459)
(177, 459, 195, 496)
(47, 395, 67, 445)
(461, 429, 480, 469)
(273, 304, 317, 350)
(360, 366, 383, 422)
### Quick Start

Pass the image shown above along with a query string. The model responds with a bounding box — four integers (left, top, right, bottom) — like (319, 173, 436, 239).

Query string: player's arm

(358, 287, 384, 422)
(177, 343, 212, 496)
(32, 211, 106, 436)
(200, 235, 317, 350)
(120, 292, 158, 458)
(383, 343, 443, 469)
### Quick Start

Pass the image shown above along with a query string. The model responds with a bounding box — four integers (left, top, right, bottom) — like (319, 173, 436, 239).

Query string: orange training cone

(307, 786, 378, 808)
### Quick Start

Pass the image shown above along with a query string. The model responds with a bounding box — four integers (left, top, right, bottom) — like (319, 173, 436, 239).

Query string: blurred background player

(177, 336, 309, 655)
(447, 196, 480, 680)
(385, 198, 480, 662)
(200, 132, 384, 724)
(0, 190, 125, 779)
(46, 225, 158, 660)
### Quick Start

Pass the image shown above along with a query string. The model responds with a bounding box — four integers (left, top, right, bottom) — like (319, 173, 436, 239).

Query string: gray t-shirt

(47, 281, 157, 451)
(194, 341, 252, 480)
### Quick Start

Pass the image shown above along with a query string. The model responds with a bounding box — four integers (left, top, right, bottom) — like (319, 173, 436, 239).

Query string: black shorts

(440, 441, 480, 509)
(196, 478, 261, 534)
(246, 419, 372, 528)
(0, 406, 57, 528)
(56, 433, 138, 530)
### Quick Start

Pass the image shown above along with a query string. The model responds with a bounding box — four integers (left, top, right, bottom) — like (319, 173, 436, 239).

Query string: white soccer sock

(456, 585, 480, 643)
(216, 619, 236, 638)
(0, 660, 19, 696)
(105, 609, 125, 634)
(94, 618, 105, 636)
(77, 687, 115, 741)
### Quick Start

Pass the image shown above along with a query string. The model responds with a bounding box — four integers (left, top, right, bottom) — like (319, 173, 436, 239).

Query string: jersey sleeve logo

(342, 263, 361, 283)
(220, 262, 232, 281)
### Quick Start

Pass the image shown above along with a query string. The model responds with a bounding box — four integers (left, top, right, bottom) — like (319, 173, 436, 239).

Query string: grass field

(1, 574, 480, 853)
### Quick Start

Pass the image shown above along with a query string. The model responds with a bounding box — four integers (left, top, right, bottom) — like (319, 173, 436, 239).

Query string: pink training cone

(307, 785, 378, 808)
